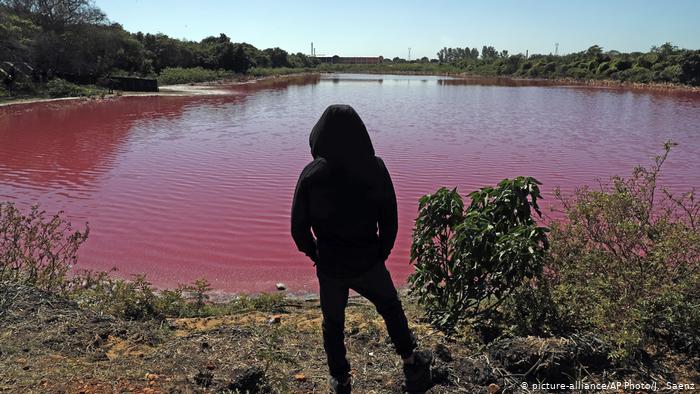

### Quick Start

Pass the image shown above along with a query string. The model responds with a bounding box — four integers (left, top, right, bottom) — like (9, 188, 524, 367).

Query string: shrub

(0, 203, 89, 292)
(45, 78, 89, 98)
(409, 177, 549, 331)
(546, 141, 700, 361)
(679, 50, 700, 86)
(68, 270, 220, 320)
(617, 66, 654, 83)
(157, 67, 235, 84)
(68, 270, 160, 320)
(611, 58, 633, 72)
(660, 64, 682, 83)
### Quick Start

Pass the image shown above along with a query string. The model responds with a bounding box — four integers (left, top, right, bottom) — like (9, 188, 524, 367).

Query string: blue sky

(96, 0, 700, 59)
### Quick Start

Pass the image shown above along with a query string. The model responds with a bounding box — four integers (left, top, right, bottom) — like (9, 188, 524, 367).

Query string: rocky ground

(0, 282, 697, 393)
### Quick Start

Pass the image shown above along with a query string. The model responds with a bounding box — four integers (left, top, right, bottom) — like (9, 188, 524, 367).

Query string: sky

(96, 0, 700, 59)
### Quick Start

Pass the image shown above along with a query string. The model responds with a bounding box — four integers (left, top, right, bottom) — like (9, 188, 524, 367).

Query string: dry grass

(1, 282, 698, 393)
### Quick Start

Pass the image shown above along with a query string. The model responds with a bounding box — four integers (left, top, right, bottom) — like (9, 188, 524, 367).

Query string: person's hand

(308, 240, 320, 266)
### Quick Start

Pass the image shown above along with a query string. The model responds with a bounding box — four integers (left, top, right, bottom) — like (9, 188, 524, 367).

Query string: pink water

(1, 74, 699, 293)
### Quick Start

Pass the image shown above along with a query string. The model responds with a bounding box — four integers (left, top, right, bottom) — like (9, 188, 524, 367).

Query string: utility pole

(408, 47, 411, 61)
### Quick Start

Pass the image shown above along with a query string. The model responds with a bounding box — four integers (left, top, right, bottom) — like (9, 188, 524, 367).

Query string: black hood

(309, 105, 375, 163)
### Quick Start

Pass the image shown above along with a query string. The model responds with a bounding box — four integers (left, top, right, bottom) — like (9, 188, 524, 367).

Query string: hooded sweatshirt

(291, 105, 398, 278)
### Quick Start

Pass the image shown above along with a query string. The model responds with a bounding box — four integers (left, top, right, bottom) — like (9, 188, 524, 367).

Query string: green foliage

(45, 78, 88, 97)
(409, 177, 549, 331)
(248, 66, 313, 77)
(157, 67, 235, 84)
(185, 278, 212, 314)
(0, 202, 89, 292)
(679, 50, 700, 86)
(543, 142, 700, 361)
(500, 279, 563, 337)
(67, 270, 159, 320)
(433, 42, 700, 86)
(0, 8, 39, 62)
(221, 292, 286, 314)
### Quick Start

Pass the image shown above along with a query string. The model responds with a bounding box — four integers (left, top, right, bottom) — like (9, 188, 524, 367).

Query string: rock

(268, 315, 281, 324)
(145, 373, 159, 381)
(487, 383, 501, 394)
(293, 372, 306, 381)
(275, 282, 286, 291)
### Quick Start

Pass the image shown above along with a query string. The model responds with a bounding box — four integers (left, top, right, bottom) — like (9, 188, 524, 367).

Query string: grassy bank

(0, 78, 109, 102)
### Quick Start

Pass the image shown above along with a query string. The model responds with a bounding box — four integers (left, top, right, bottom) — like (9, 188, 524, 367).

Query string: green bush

(249, 67, 312, 77)
(660, 64, 682, 82)
(45, 78, 89, 98)
(545, 142, 700, 361)
(501, 279, 564, 337)
(68, 270, 160, 320)
(617, 66, 654, 83)
(611, 58, 633, 71)
(409, 177, 549, 331)
(679, 50, 700, 86)
(0, 202, 89, 292)
(157, 67, 235, 84)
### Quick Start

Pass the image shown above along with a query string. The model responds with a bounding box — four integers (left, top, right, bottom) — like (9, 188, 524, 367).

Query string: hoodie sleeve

(377, 158, 398, 261)
(291, 165, 318, 263)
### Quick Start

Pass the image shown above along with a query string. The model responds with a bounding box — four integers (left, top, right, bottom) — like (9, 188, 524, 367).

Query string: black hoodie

(291, 105, 398, 278)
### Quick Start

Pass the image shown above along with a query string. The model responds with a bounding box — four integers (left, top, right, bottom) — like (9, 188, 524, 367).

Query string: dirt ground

(1, 282, 698, 393)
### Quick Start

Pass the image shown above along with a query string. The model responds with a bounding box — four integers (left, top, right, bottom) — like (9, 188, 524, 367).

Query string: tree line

(433, 43, 700, 86)
(0, 0, 315, 88)
(2, 0, 699, 94)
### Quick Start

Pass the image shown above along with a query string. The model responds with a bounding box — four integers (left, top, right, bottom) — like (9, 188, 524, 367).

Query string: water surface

(1, 74, 699, 292)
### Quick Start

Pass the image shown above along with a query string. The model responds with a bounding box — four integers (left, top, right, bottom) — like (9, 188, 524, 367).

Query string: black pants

(316, 261, 417, 379)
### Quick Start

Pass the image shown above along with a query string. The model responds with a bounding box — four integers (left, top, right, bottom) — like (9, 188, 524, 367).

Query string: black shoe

(403, 350, 434, 393)
(329, 375, 351, 394)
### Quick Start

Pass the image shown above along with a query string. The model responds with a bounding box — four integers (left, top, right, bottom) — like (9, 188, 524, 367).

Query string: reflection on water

(1, 74, 699, 293)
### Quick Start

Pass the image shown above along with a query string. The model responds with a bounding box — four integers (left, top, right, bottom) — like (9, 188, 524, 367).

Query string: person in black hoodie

(291, 105, 433, 393)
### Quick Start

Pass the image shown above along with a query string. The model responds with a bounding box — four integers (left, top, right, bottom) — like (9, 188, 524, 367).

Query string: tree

(481, 45, 498, 60)
(231, 43, 252, 73)
(1, 0, 106, 30)
(264, 47, 289, 67)
(0, 8, 39, 62)
(470, 48, 479, 59)
(652, 42, 679, 59)
(679, 50, 700, 86)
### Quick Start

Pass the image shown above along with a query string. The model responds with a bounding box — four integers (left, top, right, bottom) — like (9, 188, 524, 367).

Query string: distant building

(313, 56, 384, 64)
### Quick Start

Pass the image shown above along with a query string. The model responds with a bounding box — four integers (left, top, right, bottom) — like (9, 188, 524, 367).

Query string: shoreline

(2, 72, 698, 108)
(0, 73, 320, 108)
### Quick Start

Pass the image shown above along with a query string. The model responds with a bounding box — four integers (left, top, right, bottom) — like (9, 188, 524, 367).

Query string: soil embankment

(1, 282, 697, 393)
